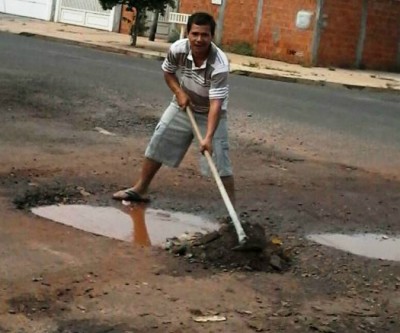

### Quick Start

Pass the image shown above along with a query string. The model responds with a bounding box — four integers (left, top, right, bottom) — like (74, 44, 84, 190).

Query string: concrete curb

(14, 31, 400, 94)
(230, 70, 398, 94)
(18, 31, 166, 61)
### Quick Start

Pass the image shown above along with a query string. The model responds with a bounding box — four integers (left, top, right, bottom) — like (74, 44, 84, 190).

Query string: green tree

(148, 9, 160, 42)
(99, 0, 175, 46)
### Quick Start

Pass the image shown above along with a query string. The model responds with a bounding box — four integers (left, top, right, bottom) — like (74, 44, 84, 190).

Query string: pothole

(308, 233, 400, 261)
(31, 204, 218, 246)
(31, 204, 291, 272)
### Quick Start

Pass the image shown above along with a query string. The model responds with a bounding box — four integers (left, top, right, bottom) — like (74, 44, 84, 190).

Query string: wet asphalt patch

(13, 185, 85, 210)
(9, 176, 292, 274)
(7, 291, 72, 319)
(54, 320, 140, 333)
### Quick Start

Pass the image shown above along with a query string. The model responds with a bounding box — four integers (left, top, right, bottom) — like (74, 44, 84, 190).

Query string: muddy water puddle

(308, 233, 400, 261)
(31, 204, 218, 246)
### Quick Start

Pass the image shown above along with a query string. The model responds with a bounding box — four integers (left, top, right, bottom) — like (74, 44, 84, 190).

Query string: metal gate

(144, 4, 175, 38)
(55, 0, 119, 31)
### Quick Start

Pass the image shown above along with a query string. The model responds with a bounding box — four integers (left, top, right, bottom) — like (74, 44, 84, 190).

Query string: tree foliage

(99, 0, 175, 45)
(99, 0, 175, 16)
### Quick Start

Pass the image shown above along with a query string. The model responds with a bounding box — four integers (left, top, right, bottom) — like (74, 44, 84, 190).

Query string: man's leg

(113, 157, 161, 199)
(221, 175, 235, 207)
(131, 157, 162, 196)
(113, 103, 193, 201)
(201, 111, 235, 207)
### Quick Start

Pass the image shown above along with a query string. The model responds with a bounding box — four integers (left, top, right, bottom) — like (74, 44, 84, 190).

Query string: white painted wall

(1, 0, 54, 21)
(55, 0, 120, 32)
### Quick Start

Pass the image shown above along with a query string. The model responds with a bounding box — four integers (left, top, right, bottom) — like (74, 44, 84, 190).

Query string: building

(119, 3, 177, 40)
(179, 0, 400, 71)
(0, 0, 121, 32)
(54, 0, 121, 32)
(0, 0, 55, 21)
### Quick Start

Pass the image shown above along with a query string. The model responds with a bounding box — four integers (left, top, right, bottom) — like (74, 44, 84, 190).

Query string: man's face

(188, 24, 213, 55)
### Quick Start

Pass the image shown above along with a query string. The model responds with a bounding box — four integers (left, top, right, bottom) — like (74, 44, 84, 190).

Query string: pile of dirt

(166, 222, 291, 272)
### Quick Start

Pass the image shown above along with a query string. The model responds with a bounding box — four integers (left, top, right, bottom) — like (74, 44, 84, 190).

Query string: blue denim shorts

(145, 102, 233, 177)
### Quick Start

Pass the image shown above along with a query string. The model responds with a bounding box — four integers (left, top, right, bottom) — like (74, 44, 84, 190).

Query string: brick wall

(317, 0, 400, 71)
(256, 0, 316, 64)
(179, 0, 400, 71)
(362, 0, 400, 71)
(221, 0, 259, 46)
(119, 5, 135, 34)
(179, 1, 219, 18)
(180, 0, 317, 65)
(317, 0, 363, 68)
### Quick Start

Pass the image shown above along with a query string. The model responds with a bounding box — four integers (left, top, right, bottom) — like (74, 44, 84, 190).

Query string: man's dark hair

(187, 12, 216, 37)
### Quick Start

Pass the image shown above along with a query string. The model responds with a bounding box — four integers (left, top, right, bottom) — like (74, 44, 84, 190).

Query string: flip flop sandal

(112, 189, 150, 203)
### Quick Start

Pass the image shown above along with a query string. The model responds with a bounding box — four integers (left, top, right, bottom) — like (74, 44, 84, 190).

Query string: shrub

(223, 41, 254, 56)
(168, 29, 180, 43)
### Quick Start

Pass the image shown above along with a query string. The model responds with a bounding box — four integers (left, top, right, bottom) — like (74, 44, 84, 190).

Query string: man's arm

(161, 41, 191, 109)
(200, 99, 223, 155)
(201, 68, 229, 154)
(164, 72, 190, 108)
(205, 99, 223, 140)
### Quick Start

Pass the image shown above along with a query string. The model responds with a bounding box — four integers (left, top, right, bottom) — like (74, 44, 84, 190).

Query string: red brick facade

(221, 0, 259, 45)
(317, 0, 363, 68)
(362, 0, 400, 71)
(179, 0, 400, 71)
(119, 5, 136, 35)
(256, 0, 315, 64)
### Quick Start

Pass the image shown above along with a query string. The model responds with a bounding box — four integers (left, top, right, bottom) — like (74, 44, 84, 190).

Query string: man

(113, 12, 235, 205)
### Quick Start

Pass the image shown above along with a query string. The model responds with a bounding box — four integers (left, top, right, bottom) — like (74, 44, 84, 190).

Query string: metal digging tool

(186, 106, 255, 250)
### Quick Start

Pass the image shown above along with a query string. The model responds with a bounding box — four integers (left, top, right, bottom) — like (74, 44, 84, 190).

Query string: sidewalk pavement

(1, 13, 399, 93)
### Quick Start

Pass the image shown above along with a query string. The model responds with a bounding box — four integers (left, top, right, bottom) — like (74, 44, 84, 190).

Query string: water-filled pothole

(308, 233, 400, 261)
(31, 204, 218, 246)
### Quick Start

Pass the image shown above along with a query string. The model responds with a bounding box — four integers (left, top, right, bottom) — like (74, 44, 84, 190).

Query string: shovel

(186, 106, 249, 249)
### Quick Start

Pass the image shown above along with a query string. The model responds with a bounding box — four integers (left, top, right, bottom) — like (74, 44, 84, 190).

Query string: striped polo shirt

(162, 38, 229, 113)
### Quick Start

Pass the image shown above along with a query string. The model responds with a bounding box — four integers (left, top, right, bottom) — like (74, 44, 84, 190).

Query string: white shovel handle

(186, 107, 248, 245)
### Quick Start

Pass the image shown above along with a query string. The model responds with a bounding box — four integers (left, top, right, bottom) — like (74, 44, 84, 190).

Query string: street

(2, 32, 400, 175)
(0, 32, 399, 332)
